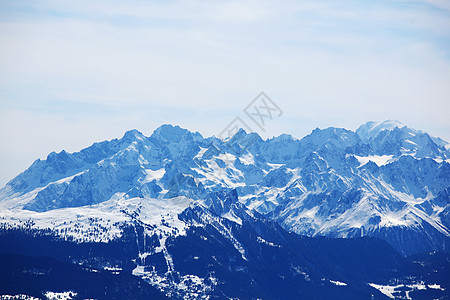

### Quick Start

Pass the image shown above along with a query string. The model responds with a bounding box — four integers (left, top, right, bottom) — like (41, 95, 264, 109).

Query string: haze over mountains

(0, 120, 449, 299)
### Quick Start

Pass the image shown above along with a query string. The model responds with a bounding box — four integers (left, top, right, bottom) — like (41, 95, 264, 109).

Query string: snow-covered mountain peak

(225, 129, 263, 154)
(150, 124, 194, 143)
(356, 120, 449, 160)
(121, 129, 146, 142)
(307, 126, 356, 142)
(356, 120, 406, 142)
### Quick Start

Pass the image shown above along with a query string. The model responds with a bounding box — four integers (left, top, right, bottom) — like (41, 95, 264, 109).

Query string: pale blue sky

(1, 0, 450, 186)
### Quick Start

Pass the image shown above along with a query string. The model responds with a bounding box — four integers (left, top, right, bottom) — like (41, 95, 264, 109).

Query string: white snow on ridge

(433, 157, 450, 164)
(142, 168, 166, 183)
(194, 147, 207, 159)
(357, 120, 406, 142)
(193, 154, 245, 189)
(0, 196, 193, 243)
(222, 211, 243, 225)
(240, 153, 255, 165)
(0, 172, 86, 211)
(404, 139, 418, 146)
(353, 155, 394, 167)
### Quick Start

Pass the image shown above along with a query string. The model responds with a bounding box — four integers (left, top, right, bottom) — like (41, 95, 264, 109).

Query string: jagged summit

(150, 124, 191, 142)
(122, 128, 145, 141)
(356, 120, 449, 158)
(269, 133, 296, 142)
(234, 127, 248, 137)
(357, 120, 408, 142)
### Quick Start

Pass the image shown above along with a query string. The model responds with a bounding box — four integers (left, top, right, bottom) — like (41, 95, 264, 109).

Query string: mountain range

(0, 120, 449, 299)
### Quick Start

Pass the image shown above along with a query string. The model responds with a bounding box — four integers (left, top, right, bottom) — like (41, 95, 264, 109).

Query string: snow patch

(353, 155, 394, 167)
(257, 236, 281, 248)
(142, 168, 166, 183)
(369, 283, 402, 299)
(222, 211, 242, 225)
(330, 280, 347, 286)
(0, 196, 192, 243)
(240, 153, 255, 165)
(133, 265, 218, 299)
(44, 291, 77, 300)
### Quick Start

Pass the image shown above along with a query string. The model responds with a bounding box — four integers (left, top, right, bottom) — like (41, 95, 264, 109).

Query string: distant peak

(122, 129, 145, 141)
(271, 133, 296, 142)
(356, 120, 407, 142)
(228, 128, 263, 146)
(150, 124, 192, 142)
(234, 128, 248, 137)
(46, 150, 70, 160)
(308, 126, 352, 138)
(154, 124, 185, 133)
(222, 128, 247, 142)
(372, 120, 405, 129)
(366, 119, 405, 129)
